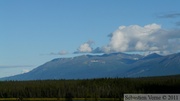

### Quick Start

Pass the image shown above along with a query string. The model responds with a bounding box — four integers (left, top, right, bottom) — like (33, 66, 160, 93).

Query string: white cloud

(59, 50, 69, 55)
(102, 23, 180, 55)
(78, 43, 92, 53)
(135, 41, 148, 51)
(72, 23, 180, 55)
(50, 50, 69, 55)
(75, 40, 94, 53)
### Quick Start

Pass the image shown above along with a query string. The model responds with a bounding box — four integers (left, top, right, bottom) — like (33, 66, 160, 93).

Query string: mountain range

(1, 52, 180, 80)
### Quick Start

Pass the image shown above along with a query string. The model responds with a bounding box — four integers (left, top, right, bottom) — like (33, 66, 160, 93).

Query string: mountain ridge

(1, 52, 180, 80)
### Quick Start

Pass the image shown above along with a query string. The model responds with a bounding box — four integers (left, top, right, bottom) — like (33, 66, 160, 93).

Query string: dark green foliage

(0, 75, 180, 98)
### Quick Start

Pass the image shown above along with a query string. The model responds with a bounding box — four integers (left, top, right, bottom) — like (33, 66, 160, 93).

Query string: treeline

(0, 76, 180, 98)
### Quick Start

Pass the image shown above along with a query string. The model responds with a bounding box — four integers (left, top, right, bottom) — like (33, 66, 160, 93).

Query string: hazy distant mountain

(1, 52, 180, 80)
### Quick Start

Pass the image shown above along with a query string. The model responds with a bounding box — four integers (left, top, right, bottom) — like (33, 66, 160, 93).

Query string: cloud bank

(72, 23, 180, 55)
(102, 23, 180, 54)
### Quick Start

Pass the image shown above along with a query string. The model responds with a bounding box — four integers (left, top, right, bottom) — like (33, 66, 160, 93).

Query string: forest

(0, 75, 180, 99)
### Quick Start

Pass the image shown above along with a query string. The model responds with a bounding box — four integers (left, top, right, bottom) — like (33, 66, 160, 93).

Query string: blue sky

(1, 0, 180, 78)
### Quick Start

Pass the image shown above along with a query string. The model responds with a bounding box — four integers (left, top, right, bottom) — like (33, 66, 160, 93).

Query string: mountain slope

(1, 53, 142, 80)
(123, 53, 180, 77)
(141, 53, 162, 60)
(1, 52, 180, 80)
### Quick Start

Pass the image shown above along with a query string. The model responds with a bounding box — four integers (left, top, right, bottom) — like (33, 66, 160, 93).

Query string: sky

(1, 0, 180, 78)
